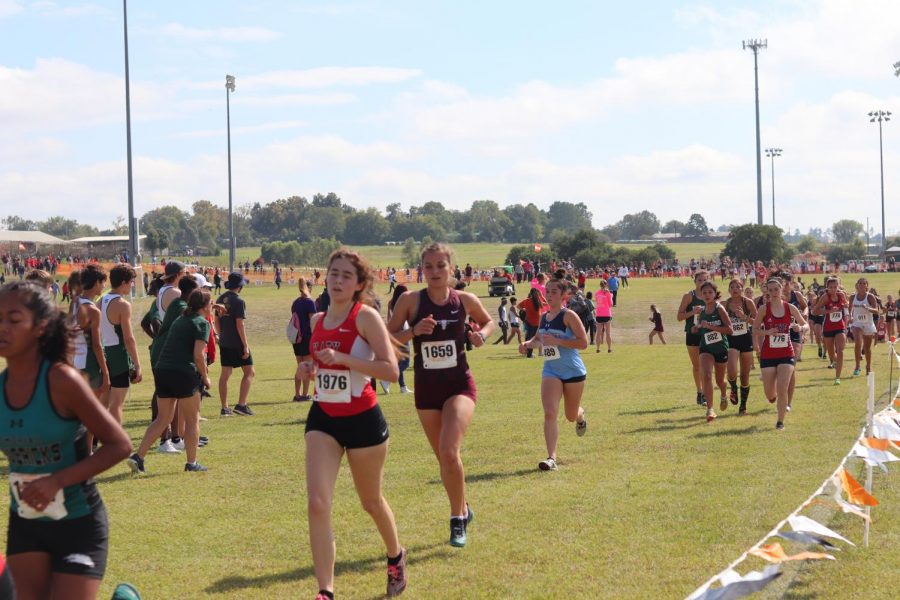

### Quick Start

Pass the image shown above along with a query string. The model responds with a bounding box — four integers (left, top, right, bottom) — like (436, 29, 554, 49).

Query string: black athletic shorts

(292, 338, 311, 357)
(560, 374, 587, 384)
(760, 357, 796, 368)
(685, 332, 701, 347)
(700, 348, 728, 363)
(727, 334, 753, 353)
(220, 346, 254, 368)
(790, 331, 802, 344)
(823, 329, 846, 338)
(109, 370, 130, 389)
(7, 504, 108, 579)
(305, 402, 389, 449)
(153, 368, 200, 399)
(809, 314, 825, 325)
(596, 316, 611, 323)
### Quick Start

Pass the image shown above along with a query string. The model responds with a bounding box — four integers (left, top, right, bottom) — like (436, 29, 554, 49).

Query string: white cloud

(173, 120, 307, 139)
(159, 22, 281, 42)
(0, 0, 22, 18)
(187, 67, 422, 91)
(233, 92, 357, 108)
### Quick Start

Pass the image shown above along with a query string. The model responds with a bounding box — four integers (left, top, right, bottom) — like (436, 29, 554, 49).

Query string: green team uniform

(156, 313, 211, 374)
(150, 298, 187, 367)
(698, 305, 729, 360)
(684, 291, 706, 346)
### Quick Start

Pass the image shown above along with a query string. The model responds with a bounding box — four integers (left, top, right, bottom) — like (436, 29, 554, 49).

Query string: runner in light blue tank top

(539, 309, 587, 381)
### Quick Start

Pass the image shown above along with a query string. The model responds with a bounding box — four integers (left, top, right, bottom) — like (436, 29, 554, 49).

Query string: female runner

(848, 278, 878, 376)
(885, 294, 897, 340)
(677, 270, 709, 405)
(724, 279, 757, 415)
(291, 278, 317, 402)
(692, 281, 732, 422)
(519, 278, 588, 471)
(387, 243, 494, 548)
(753, 278, 807, 429)
(297, 249, 407, 599)
(812, 277, 848, 385)
(73, 265, 110, 400)
(594, 280, 613, 353)
(785, 277, 807, 362)
(806, 288, 825, 358)
(0, 281, 131, 599)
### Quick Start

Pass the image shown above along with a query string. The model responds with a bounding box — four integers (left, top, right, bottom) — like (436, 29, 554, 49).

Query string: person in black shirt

(215, 271, 255, 416)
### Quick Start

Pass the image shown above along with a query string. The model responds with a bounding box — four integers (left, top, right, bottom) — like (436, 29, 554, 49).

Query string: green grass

(3, 274, 900, 598)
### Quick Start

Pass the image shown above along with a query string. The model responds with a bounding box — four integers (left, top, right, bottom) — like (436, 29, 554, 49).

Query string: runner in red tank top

(811, 276, 848, 384)
(387, 243, 494, 549)
(296, 249, 408, 598)
(754, 277, 806, 430)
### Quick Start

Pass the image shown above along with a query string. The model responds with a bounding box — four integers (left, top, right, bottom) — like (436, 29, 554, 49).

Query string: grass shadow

(204, 542, 449, 594)
(262, 418, 307, 427)
(692, 425, 760, 438)
(623, 420, 707, 434)
(618, 405, 687, 416)
(427, 467, 535, 485)
(96, 471, 161, 484)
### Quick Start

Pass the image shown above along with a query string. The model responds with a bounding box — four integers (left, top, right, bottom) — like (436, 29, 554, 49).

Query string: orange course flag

(839, 468, 879, 507)
(861, 437, 892, 451)
(749, 543, 835, 563)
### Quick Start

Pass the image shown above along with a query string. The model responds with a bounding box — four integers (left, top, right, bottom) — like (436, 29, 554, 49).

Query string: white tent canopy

(0, 230, 68, 244)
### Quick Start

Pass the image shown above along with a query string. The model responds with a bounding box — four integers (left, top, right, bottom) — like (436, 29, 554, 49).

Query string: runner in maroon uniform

(811, 277, 848, 385)
(387, 243, 494, 548)
(754, 278, 806, 429)
(296, 249, 407, 599)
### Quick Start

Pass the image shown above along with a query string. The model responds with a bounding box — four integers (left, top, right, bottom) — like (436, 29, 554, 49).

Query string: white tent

(0, 230, 68, 245)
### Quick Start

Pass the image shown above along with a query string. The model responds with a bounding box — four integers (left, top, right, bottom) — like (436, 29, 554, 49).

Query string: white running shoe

(538, 457, 558, 471)
(157, 440, 181, 454)
(172, 439, 186, 451)
(400, 386, 412, 394)
(380, 381, 391, 394)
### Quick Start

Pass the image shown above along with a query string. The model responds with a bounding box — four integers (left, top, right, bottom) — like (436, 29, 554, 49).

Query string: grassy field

(167, 241, 725, 270)
(2, 273, 899, 598)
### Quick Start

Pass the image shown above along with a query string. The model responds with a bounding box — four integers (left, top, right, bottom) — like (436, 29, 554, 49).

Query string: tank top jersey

(698, 305, 729, 354)
(539, 309, 587, 379)
(724, 297, 752, 339)
(310, 303, 377, 418)
(412, 289, 471, 387)
(151, 298, 187, 367)
(850, 293, 874, 330)
(684, 291, 705, 333)
(72, 297, 95, 371)
(886, 301, 897, 319)
(822, 294, 847, 333)
(761, 301, 795, 359)
(0, 361, 101, 521)
(100, 294, 132, 376)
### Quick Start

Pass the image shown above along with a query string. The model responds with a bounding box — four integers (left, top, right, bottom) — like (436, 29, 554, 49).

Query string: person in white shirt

(618, 265, 630, 287)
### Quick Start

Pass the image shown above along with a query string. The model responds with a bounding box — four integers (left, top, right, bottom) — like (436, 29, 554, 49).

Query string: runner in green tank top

(0, 281, 131, 598)
(676, 270, 710, 406)
(690, 280, 733, 423)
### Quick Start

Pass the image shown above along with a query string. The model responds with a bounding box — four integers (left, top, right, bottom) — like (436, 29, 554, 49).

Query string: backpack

(568, 296, 592, 324)
(286, 312, 302, 344)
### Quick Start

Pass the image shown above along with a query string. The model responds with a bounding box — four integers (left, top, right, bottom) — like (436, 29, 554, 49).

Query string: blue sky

(2, 0, 900, 236)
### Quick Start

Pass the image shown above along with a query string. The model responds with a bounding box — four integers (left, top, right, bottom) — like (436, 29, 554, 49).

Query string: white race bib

(888, 311, 896, 318)
(542, 345, 560, 361)
(315, 369, 351, 403)
(704, 331, 722, 345)
(73, 338, 88, 370)
(9, 472, 67, 520)
(421, 341, 458, 370)
(769, 333, 790, 348)
(731, 321, 747, 335)
(828, 311, 843, 323)
(855, 312, 869, 322)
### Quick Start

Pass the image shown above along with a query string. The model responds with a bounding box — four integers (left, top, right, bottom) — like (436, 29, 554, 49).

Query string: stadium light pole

(869, 110, 890, 255)
(122, 0, 136, 266)
(765, 147, 782, 227)
(743, 39, 767, 225)
(226, 75, 236, 272)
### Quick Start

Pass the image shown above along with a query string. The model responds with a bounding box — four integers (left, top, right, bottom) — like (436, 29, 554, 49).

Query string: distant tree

(401, 237, 419, 268)
(684, 213, 710, 238)
(505, 244, 559, 267)
(721, 224, 790, 263)
(831, 219, 864, 244)
(1, 215, 36, 231)
(618, 210, 660, 239)
(503, 203, 545, 242)
(716, 224, 734, 233)
(795, 235, 819, 254)
(826, 238, 866, 263)
(343, 208, 390, 245)
(661, 220, 685, 234)
(312, 192, 342, 209)
(552, 228, 608, 259)
(546, 201, 593, 235)
(468, 200, 511, 242)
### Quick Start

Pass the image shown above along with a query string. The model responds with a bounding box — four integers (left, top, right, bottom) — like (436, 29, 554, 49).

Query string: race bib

(704, 331, 722, 345)
(315, 369, 351, 403)
(542, 345, 560, 361)
(73, 339, 88, 370)
(9, 472, 67, 520)
(828, 311, 843, 323)
(888, 311, 896, 318)
(731, 321, 747, 335)
(421, 341, 457, 370)
(769, 333, 790, 348)
(855, 312, 869, 322)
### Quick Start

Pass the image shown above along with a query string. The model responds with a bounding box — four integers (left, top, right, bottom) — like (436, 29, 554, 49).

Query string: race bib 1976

(315, 369, 351, 403)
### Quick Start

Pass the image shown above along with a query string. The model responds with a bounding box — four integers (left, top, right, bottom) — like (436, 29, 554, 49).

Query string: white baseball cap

(193, 273, 213, 288)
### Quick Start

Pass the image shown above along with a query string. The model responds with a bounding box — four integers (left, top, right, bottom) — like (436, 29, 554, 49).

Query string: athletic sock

(729, 378, 738, 394)
(740, 386, 750, 402)
(318, 591, 334, 600)
(171, 436, 181, 444)
(387, 552, 403, 566)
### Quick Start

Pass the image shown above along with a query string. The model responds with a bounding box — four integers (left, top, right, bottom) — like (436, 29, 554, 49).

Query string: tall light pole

(869, 110, 890, 255)
(765, 147, 782, 227)
(122, 0, 136, 265)
(226, 75, 236, 272)
(743, 39, 767, 225)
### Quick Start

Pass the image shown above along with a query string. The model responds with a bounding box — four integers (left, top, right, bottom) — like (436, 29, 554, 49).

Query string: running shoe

(576, 414, 587, 437)
(827, 362, 835, 369)
(233, 404, 254, 416)
(386, 548, 408, 597)
(172, 438, 186, 451)
(817, 345, 824, 358)
(293, 394, 305, 402)
(380, 381, 391, 394)
(157, 440, 180, 454)
(776, 421, 785, 430)
(127, 453, 146, 474)
(538, 457, 558, 471)
(184, 462, 208, 472)
(729, 388, 738, 405)
(786, 405, 792, 413)
(834, 378, 841, 385)
(315, 594, 332, 600)
(450, 517, 467, 547)
(706, 409, 716, 423)
(696, 391, 704, 406)
(719, 397, 728, 412)
(738, 406, 747, 416)
(853, 368, 861, 377)
(220, 407, 234, 417)
(400, 386, 413, 394)
(465, 503, 475, 526)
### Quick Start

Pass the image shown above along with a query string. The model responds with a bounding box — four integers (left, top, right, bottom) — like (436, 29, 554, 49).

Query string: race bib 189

(769, 333, 789, 348)
(9, 472, 67, 520)
(542, 345, 560, 361)
(315, 369, 351, 403)
(829, 311, 843, 323)
(421, 341, 457, 369)
(731, 321, 747, 335)
(703, 331, 722, 345)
